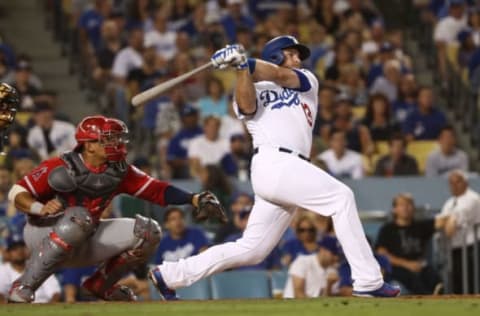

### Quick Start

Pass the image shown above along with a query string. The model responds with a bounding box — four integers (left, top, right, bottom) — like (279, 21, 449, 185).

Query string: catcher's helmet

(75, 115, 129, 162)
(261, 35, 310, 65)
(0, 82, 19, 129)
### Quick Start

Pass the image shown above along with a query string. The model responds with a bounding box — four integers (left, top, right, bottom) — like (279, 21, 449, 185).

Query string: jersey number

(301, 103, 313, 127)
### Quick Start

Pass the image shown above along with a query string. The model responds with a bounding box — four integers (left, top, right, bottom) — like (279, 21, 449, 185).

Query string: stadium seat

(177, 278, 212, 300)
(406, 141, 438, 174)
(210, 270, 271, 299)
(270, 270, 288, 298)
(116, 194, 147, 218)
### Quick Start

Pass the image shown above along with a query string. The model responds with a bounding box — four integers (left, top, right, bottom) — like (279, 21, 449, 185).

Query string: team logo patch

(259, 88, 300, 110)
(31, 167, 48, 182)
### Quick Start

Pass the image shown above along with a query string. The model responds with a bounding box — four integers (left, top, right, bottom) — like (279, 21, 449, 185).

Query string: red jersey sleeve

(17, 157, 66, 201)
(118, 165, 169, 206)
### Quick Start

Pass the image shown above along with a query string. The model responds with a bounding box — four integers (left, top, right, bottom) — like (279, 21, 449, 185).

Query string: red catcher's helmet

(75, 115, 129, 162)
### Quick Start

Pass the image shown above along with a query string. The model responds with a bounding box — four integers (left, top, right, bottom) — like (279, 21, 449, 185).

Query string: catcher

(0, 82, 18, 154)
(7, 114, 227, 303)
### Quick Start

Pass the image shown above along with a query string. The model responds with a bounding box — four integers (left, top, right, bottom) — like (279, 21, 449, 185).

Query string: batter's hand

(192, 191, 228, 223)
(211, 44, 247, 70)
(40, 199, 64, 216)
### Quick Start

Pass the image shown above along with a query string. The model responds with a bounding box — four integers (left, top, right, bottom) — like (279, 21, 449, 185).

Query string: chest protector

(48, 151, 128, 210)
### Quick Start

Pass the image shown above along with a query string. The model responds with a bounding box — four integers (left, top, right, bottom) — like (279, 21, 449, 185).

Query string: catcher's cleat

(148, 268, 178, 300)
(352, 282, 401, 298)
(83, 275, 137, 301)
(7, 281, 34, 303)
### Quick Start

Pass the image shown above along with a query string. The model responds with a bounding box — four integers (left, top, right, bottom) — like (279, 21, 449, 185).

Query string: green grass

(1, 297, 479, 316)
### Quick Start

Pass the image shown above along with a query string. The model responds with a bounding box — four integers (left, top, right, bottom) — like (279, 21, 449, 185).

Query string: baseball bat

(131, 61, 213, 107)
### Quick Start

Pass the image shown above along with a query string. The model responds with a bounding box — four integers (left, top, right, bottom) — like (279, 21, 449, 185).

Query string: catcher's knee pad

(132, 214, 162, 256)
(54, 206, 95, 247)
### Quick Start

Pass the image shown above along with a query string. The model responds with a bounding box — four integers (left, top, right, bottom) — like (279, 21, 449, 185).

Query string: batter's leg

(269, 156, 384, 292)
(156, 196, 295, 289)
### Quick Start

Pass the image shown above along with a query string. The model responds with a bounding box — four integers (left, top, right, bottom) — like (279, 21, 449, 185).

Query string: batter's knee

(54, 207, 96, 247)
(132, 215, 162, 255)
(235, 237, 271, 265)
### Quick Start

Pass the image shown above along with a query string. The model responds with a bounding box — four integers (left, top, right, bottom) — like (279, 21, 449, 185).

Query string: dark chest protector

(48, 151, 128, 205)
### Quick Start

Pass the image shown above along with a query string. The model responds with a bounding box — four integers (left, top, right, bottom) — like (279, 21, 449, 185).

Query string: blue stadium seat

(177, 278, 211, 300)
(270, 270, 288, 298)
(210, 270, 271, 299)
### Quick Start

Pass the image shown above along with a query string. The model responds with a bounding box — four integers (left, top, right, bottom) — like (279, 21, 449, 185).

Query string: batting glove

(211, 45, 247, 70)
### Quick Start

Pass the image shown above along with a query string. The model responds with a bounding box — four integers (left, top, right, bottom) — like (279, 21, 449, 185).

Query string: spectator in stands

(167, 105, 203, 179)
(312, 0, 341, 34)
(4, 127, 39, 170)
(0, 167, 10, 218)
(321, 96, 373, 154)
(281, 215, 321, 267)
(369, 59, 401, 103)
(229, 134, 251, 181)
(144, 9, 177, 62)
(188, 115, 230, 178)
(402, 86, 447, 141)
(125, 0, 154, 31)
(26, 102, 76, 160)
(457, 28, 476, 68)
(78, 0, 112, 52)
(362, 93, 400, 141)
(318, 129, 364, 179)
(366, 42, 397, 88)
(11, 60, 39, 111)
(93, 19, 124, 88)
(433, 0, 467, 83)
(337, 64, 367, 105)
(314, 85, 338, 137)
(425, 126, 469, 177)
(180, 3, 208, 45)
(61, 266, 97, 303)
(221, 0, 255, 43)
(440, 170, 480, 294)
(112, 28, 144, 83)
(374, 134, 419, 176)
(199, 164, 232, 209)
(154, 208, 209, 264)
(224, 204, 281, 271)
(127, 37, 166, 98)
(197, 76, 228, 118)
(376, 193, 446, 294)
(392, 73, 417, 125)
(214, 192, 253, 243)
(0, 234, 61, 303)
(283, 236, 341, 298)
(325, 42, 354, 82)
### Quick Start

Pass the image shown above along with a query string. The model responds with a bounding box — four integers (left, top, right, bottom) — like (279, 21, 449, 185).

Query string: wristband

(30, 201, 44, 215)
(247, 58, 256, 74)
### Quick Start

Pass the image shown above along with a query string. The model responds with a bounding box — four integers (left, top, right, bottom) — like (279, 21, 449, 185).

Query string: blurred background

(0, 0, 480, 302)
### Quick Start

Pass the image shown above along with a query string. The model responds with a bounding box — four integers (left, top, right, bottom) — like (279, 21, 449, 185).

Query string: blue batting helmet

(261, 35, 310, 65)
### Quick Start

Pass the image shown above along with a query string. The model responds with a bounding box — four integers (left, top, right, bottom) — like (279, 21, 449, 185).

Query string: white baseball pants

(159, 146, 383, 291)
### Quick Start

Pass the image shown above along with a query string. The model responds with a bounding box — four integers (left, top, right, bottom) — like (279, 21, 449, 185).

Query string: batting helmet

(261, 35, 310, 65)
(75, 115, 129, 162)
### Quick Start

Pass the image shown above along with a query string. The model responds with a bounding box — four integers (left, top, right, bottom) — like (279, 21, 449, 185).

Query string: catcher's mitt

(192, 191, 228, 223)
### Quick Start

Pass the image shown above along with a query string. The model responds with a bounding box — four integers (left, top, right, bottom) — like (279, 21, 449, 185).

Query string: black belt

(253, 147, 310, 162)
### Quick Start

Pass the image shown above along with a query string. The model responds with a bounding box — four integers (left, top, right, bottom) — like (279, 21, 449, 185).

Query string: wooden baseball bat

(131, 61, 213, 107)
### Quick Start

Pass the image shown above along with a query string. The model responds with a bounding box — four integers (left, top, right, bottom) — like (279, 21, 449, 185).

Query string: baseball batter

(7, 115, 226, 303)
(150, 36, 400, 298)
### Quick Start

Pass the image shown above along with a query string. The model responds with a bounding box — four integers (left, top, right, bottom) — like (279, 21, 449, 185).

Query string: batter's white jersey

(233, 68, 319, 156)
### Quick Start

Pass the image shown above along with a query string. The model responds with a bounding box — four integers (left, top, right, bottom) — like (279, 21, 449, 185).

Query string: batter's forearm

(235, 68, 257, 114)
(251, 59, 300, 88)
(11, 190, 38, 214)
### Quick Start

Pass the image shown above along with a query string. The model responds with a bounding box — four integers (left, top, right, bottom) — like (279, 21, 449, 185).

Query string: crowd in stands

(1, 0, 480, 302)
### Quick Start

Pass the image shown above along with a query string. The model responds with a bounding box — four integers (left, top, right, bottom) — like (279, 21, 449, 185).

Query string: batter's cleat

(148, 268, 178, 300)
(83, 276, 137, 301)
(7, 282, 34, 303)
(352, 282, 401, 298)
